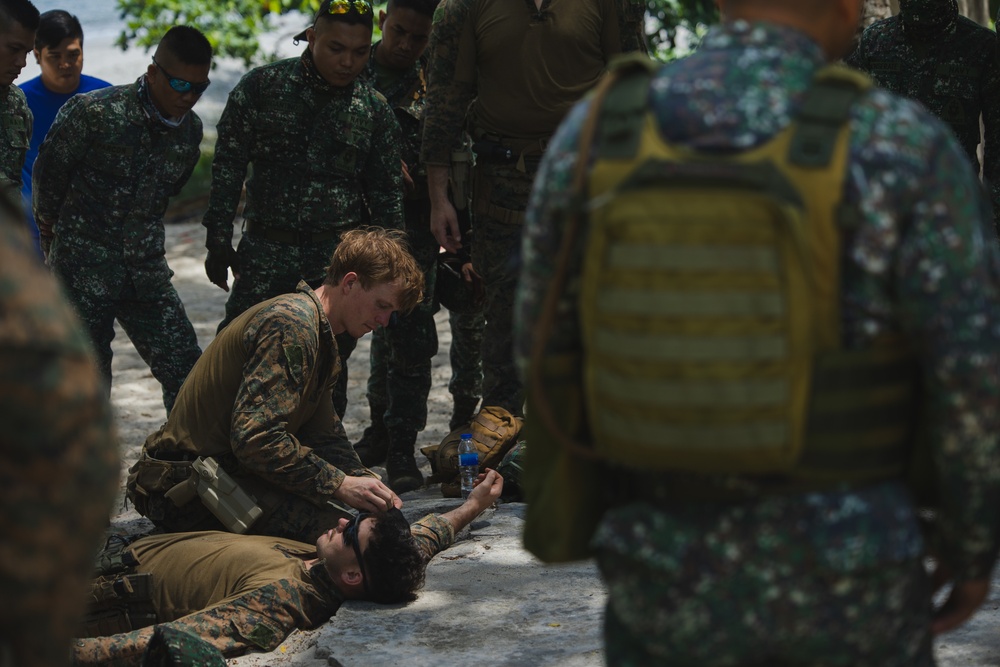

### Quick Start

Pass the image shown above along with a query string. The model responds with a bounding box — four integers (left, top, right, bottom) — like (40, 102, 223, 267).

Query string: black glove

(205, 241, 238, 291)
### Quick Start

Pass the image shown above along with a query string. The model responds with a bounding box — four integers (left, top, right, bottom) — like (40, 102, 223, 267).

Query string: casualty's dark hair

(35, 10, 81, 51)
(362, 508, 426, 603)
(0, 0, 40, 34)
(158, 25, 213, 66)
(386, 0, 440, 19)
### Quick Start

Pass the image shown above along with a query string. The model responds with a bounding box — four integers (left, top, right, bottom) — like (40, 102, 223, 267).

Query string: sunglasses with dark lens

(343, 512, 371, 595)
(152, 57, 211, 95)
(327, 0, 372, 15)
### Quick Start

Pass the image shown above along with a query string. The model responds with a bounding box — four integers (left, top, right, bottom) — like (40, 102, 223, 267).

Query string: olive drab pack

(572, 56, 922, 484)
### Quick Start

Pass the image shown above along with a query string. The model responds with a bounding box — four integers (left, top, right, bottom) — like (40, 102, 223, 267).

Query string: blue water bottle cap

(461, 433, 472, 439)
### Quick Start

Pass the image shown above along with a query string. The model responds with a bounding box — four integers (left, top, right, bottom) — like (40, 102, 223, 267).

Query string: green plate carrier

(580, 58, 919, 484)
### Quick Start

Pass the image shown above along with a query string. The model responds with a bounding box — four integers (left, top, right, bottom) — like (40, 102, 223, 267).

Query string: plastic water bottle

(457, 433, 479, 499)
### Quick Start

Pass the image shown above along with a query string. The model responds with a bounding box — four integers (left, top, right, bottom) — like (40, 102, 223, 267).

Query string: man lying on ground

(74, 470, 505, 664)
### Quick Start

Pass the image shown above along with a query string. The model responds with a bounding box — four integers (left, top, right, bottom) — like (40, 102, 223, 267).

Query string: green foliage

(114, 0, 322, 67)
(645, 0, 719, 61)
(116, 0, 717, 67)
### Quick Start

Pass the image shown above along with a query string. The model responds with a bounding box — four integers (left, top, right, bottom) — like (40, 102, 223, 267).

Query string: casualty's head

(375, 0, 438, 72)
(145, 25, 212, 121)
(316, 509, 427, 602)
(0, 0, 38, 87)
(297, 0, 375, 88)
(716, 0, 864, 61)
(34, 10, 85, 95)
(322, 227, 425, 338)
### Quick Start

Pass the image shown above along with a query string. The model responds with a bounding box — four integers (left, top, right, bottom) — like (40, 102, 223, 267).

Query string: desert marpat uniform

(73, 515, 455, 665)
(32, 79, 203, 413)
(0, 192, 119, 667)
(517, 21, 1000, 666)
(203, 50, 405, 417)
(420, 0, 646, 416)
(128, 282, 377, 544)
(845, 0, 1000, 237)
(0, 84, 31, 190)
(361, 43, 439, 437)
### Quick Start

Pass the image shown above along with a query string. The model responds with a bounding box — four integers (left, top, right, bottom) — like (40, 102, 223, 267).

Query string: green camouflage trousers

(471, 161, 533, 415)
(594, 501, 933, 667)
(448, 307, 484, 406)
(57, 272, 201, 414)
(366, 200, 440, 432)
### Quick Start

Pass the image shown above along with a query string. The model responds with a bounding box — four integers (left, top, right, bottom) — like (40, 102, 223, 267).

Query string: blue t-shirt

(19, 73, 111, 252)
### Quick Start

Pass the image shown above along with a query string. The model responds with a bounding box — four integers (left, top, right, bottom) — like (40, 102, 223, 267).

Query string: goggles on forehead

(152, 57, 211, 95)
(327, 0, 373, 15)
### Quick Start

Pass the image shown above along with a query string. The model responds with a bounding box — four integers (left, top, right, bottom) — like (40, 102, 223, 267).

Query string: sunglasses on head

(152, 57, 211, 95)
(343, 512, 371, 595)
(327, 0, 372, 15)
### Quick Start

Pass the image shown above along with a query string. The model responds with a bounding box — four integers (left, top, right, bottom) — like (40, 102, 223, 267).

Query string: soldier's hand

(205, 243, 238, 292)
(468, 468, 503, 509)
(431, 198, 462, 253)
(931, 577, 990, 635)
(334, 475, 403, 513)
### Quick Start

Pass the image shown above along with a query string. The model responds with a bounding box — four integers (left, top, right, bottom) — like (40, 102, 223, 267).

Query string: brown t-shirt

(457, 0, 624, 140)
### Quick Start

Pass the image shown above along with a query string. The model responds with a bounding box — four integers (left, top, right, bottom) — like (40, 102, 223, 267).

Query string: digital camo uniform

(129, 282, 377, 544)
(0, 84, 30, 190)
(32, 79, 203, 413)
(361, 44, 440, 444)
(845, 0, 1000, 237)
(517, 21, 1000, 666)
(0, 192, 119, 667)
(74, 515, 456, 664)
(202, 49, 405, 416)
(420, 0, 646, 416)
(448, 306, 484, 428)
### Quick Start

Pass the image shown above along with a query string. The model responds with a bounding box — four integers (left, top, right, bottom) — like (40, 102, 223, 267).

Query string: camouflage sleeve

(201, 76, 254, 248)
(980, 35, 1000, 239)
(420, 0, 478, 167)
(363, 95, 405, 229)
(229, 304, 347, 502)
(31, 94, 93, 249)
(614, 0, 648, 55)
(72, 580, 317, 664)
(849, 94, 1000, 582)
(409, 513, 456, 561)
(0, 203, 120, 666)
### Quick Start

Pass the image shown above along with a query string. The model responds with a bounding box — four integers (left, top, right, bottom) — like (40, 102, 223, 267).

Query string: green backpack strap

(594, 53, 659, 160)
(789, 64, 872, 168)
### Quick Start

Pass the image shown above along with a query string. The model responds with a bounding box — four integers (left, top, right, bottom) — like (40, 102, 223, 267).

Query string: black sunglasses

(343, 512, 371, 595)
(152, 57, 210, 95)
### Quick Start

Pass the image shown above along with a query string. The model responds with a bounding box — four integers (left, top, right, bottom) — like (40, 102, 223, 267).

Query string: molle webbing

(580, 64, 917, 482)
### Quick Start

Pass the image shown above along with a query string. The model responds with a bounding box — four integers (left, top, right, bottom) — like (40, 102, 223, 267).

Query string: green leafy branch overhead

(114, 0, 720, 67)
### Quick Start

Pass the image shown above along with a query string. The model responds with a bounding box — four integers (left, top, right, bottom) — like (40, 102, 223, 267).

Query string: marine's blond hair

(324, 227, 424, 314)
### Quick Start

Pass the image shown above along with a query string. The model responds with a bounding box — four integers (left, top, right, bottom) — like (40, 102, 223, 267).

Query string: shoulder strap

(789, 64, 872, 168)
